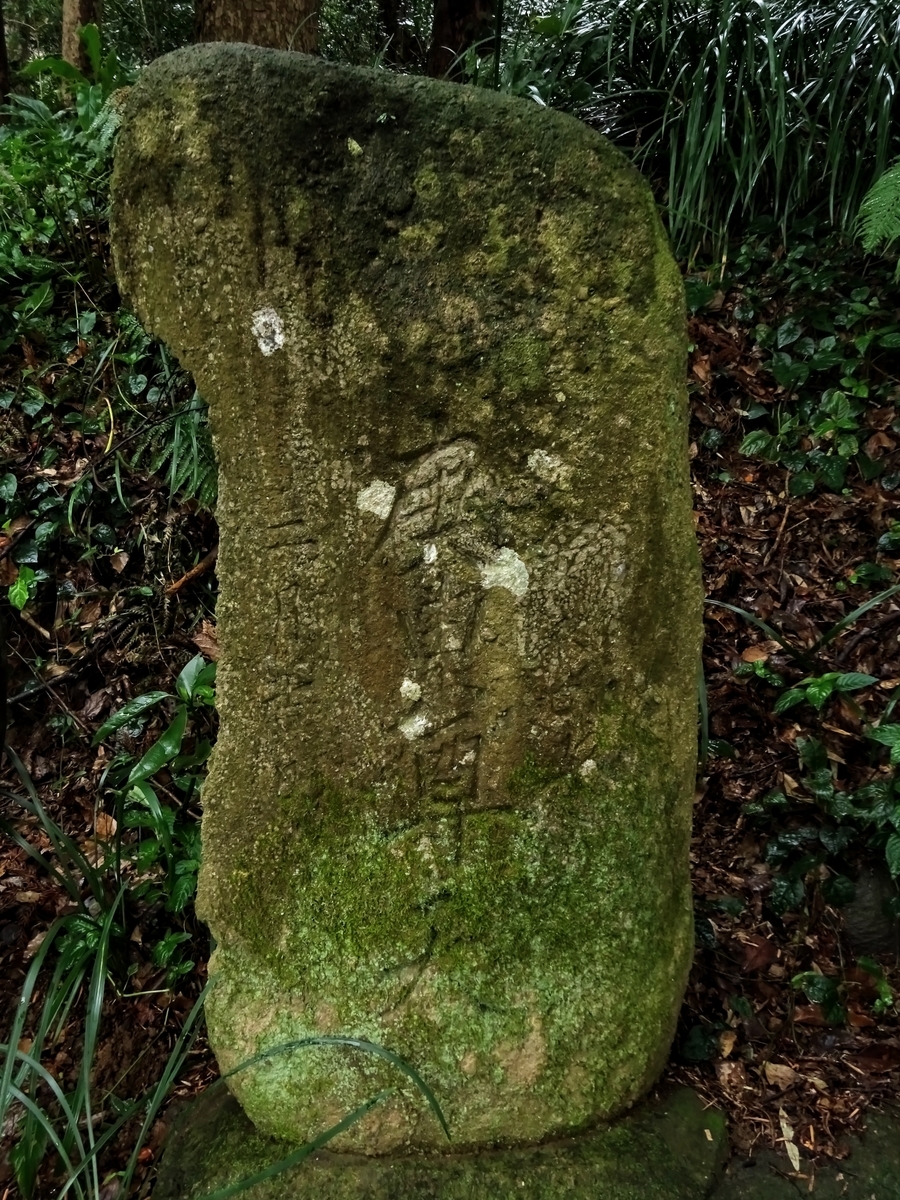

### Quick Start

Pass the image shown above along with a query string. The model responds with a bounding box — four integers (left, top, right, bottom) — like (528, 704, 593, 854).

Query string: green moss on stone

(110, 44, 701, 1154)
(152, 1085, 728, 1200)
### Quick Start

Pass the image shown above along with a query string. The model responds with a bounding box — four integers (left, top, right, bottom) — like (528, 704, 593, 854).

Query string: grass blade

(202, 1089, 395, 1200)
(221, 1035, 450, 1142)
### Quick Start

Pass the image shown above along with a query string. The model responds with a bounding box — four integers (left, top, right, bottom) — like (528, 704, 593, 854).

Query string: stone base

(152, 1086, 728, 1200)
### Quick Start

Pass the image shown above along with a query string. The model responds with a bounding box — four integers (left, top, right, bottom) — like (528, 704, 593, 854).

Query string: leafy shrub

(476, 0, 900, 253)
(712, 222, 900, 495)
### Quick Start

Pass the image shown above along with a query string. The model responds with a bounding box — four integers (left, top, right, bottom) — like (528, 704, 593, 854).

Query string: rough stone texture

(152, 1086, 728, 1200)
(841, 864, 900, 961)
(111, 45, 701, 1153)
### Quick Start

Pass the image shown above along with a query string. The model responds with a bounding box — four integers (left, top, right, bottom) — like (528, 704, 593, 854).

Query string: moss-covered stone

(152, 1085, 728, 1200)
(111, 45, 701, 1153)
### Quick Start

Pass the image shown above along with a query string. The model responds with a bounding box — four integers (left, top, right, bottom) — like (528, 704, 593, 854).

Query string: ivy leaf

(777, 317, 803, 347)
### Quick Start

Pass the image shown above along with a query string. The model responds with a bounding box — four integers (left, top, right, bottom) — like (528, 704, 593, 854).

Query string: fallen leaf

(782, 773, 803, 797)
(742, 644, 770, 662)
(793, 1004, 828, 1026)
(15, 891, 41, 903)
(765, 1062, 799, 1089)
(0, 552, 17, 587)
(192, 619, 219, 661)
(803, 1074, 829, 1091)
(740, 934, 778, 973)
(715, 1059, 747, 1089)
(95, 812, 117, 841)
(79, 599, 103, 627)
(719, 1030, 737, 1057)
(692, 356, 712, 384)
(83, 687, 110, 720)
(846, 1005, 876, 1028)
(24, 930, 47, 959)
(779, 1107, 801, 1172)
(785, 1140, 801, 1173)
(110, 551, 130, 573)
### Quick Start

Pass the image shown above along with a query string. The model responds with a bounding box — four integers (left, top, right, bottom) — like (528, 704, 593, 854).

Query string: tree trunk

(427, 0, 494, 79)
(195, 0, 320, 53)
(0, 0, 10, 113)
(62, 0, 100, 75)
(378, 0, 401, 60)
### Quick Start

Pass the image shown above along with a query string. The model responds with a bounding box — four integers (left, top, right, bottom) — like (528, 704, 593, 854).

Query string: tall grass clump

(474, 0, 900, 255)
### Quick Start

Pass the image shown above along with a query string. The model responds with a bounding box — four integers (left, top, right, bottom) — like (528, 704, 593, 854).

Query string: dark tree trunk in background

(427, 0, 494, 79)
(378, 0, 426, 68)
(0, 0, 11, 113)
(195, 0, 320, 53)
(62, 0, 100, 74)
(378, 0, 402, 61)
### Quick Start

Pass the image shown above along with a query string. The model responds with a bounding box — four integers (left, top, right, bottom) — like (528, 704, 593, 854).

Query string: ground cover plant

(1, 3, 900, 1195)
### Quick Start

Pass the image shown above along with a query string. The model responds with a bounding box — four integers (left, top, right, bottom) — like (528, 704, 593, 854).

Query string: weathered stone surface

(111, 45, 701, 1153)
(153, 1085, 728, 1200)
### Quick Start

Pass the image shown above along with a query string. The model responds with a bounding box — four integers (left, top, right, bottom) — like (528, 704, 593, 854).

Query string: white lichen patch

(423, 542, 438, 564)
(250, 307, 285, 356)
(399, 712, 430, 740)
(480, 547, 529, 599)
(527, 448, 571, 486)
(400, 678, 421, 703)
(579, 759, 598, 779)
(356, 479, 396, 520)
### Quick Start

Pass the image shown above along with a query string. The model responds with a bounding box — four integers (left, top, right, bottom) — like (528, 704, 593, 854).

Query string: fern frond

(858, 161, 900, 257)
(128, 392, 217, 508)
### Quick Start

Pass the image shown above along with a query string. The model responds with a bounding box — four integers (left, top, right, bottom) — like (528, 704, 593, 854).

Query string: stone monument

(111, 43, 702, 1173)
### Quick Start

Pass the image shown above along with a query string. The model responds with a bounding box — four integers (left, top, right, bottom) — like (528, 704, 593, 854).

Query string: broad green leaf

(886, 832, 900, 879)
(776, 316, 802, 347)
(740, 430, 775, 458)
(9, 565, 35, 611)
(92, 691, 171, 745)
(805, 676, 838, 708)
(792, 971, 838, 1007)
(18, 55, 86, 84)
(0, 472, 17, 502)
(79, 22, 102, 78)
(834, 673, 877, 692)
(789, 471, 816, 496)
(127, 705, 188, 786)
(175, 654, 206, 703)
(773, 689, 806, 714)
(866, 724, 900, 752)
(78, 310, 97, 336)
